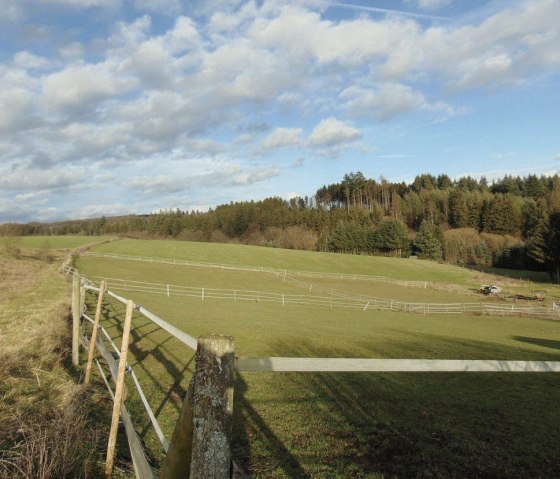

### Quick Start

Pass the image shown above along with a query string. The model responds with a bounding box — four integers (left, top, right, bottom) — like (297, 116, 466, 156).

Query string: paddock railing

(81, 251, 430, 288)
(65, 262, 560, 478)
(70, 271, 238, 478)
(67, 268, 560, 320)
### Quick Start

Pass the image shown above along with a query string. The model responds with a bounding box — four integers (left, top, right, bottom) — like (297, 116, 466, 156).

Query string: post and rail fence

(62, 260, 560, 320)
(66, 259, 560, 478)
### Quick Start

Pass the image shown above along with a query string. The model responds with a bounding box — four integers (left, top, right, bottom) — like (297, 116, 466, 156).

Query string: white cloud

(416, 0, 450, 11)
(453, 53, 513, 90)
(42, 60, 135, 110)
(0, 165, 86, 191)
(13, 51, 51, 70)
(0, 88, 36, 132)
(134, 0, 182, 15)
(127, 174, 186, 195)
(125, 160, 277, 195)
(341, 83, 426, 120)
(233, 167, 279, 185)
(261, 128, 303, 150)
(308, 117, 362, 147)
(75, 203, 131, 219)
(37, 0, 121, 7)
(59, 42, 85, 60)
(1, 0, 23, 22)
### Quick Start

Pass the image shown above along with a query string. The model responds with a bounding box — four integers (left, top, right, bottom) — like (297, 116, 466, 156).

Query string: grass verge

(0, 248, 117, 479)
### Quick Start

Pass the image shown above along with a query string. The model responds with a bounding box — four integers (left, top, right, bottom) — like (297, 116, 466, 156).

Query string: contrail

(329, 2, 449, 20)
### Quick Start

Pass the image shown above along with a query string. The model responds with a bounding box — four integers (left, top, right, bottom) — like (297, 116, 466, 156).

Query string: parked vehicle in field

(480, 285, 501, 295)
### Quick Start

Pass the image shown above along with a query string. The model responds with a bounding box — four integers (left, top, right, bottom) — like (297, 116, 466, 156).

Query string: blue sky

(1, 0, 559, 223)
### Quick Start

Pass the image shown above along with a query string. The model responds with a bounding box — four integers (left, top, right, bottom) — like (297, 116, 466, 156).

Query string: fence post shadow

(233, 372, 311, 479)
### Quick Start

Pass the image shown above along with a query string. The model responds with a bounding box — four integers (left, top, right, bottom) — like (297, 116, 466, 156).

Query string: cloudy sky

(1, 0, 559, 223)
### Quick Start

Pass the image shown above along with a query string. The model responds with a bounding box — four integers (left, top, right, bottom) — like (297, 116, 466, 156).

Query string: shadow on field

(513, 336, 560, 351)
(90, 294, 196, 444)
(463, 264, 552, 284)
(234, 374, 312, 479)
(232, 338, 560, 478)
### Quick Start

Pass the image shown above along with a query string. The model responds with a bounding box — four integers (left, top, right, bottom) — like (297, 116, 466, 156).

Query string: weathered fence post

(190, 335, 234, 479)
(160, 382, 195, 479)
(105, 300, 134, 479)
(80, 281, 86, 319)
(72, 272, 81, 367)
(85, 281, 105, 384)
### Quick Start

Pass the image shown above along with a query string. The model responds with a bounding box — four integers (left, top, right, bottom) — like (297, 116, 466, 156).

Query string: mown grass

(94, 239, 478, 285)
(0, 247, 123, 478)
(76, 238, 560, 478)
(92, 238, 560, 304)
(16, 235, 116, 250)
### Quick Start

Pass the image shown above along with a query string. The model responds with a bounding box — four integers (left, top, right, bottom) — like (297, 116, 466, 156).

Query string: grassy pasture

(76, 239, 560, 478)
(16, 235, 116, 250)
(92, 238, 560, 304)
(93, 239, 478, 285)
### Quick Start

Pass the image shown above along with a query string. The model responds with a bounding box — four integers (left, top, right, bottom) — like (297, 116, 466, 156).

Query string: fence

(71, 272, 238, 478)
(67, 261, 560, 478)
(81, 251, 430, 288)
(76, 271, 560, 320)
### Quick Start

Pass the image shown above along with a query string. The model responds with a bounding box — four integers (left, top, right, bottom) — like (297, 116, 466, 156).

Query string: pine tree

(448, 190, 468, 228)
(545, 211, 560, 282)
(370, 220, 410, 257)
(414, 220, 442, 260)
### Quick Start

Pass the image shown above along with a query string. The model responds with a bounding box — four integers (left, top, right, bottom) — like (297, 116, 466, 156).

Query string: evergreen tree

(545, 211, 560, 282)
(524, 174, 546, 198)
(481, 194, 521, 234)
(527, 219, 547, 266)
(369, 220, 410, 257)
(448, 189, 468, 228)
(436, 174, 453, 190)
(521, 198, 547, 238)
(414, 220, 442, 260)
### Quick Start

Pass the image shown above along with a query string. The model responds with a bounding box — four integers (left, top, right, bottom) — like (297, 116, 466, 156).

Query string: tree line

(3, 172, 560, 281)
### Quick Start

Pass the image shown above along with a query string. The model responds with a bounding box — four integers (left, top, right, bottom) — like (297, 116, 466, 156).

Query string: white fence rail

(235, 357, 560, 372)
(87, 274, 560, 320)
(81, 251, 429, 288)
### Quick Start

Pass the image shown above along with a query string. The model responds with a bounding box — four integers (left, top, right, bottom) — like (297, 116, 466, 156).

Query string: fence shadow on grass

(84, 291, 197, 466)
(233, 373, 312, 479)
(513, 336, 560, 351)
(232, 337, 560, 478)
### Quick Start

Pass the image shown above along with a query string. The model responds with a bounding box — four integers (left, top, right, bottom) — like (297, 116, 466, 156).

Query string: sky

(1, 0, 559, 223)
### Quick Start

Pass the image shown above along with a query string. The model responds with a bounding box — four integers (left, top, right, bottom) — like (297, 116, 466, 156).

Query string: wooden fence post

(85, 281, 105, 384)
(80, 281, 86, 319)
(105, 300, 134, 479)
(190, 335, 235, 479)
(72, 273, 81, 367)
(160, 382, 195, 479)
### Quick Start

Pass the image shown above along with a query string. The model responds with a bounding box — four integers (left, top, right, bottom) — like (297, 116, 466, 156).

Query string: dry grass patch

(0, 249, 113, 479)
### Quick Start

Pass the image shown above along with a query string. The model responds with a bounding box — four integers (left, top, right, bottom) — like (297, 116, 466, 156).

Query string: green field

(16, 235, 116, 250)
(76, 239, 560, 478)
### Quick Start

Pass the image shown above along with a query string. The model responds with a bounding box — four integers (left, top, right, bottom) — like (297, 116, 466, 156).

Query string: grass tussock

(0, 248, 110, 479)
(0, 388, 103, 479)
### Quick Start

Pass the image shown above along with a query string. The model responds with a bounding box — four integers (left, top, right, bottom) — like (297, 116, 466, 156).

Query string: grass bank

(0, 245, 117, 478)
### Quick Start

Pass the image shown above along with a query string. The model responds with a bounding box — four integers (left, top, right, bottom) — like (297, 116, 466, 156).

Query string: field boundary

(81, 251, 430, 288)
(73, 269, 560, 320)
